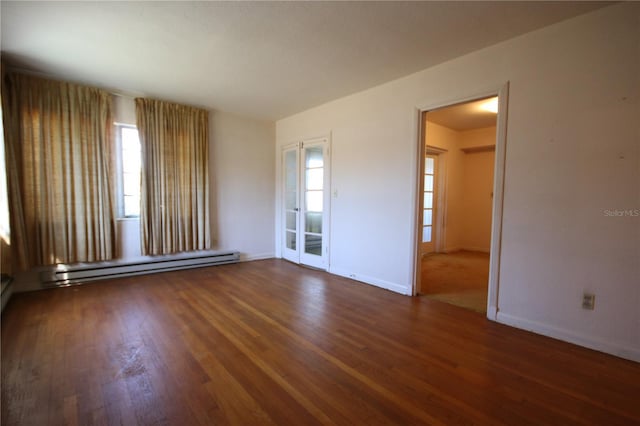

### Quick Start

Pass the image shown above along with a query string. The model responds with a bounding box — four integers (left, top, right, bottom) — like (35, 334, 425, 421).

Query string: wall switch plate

(582, 293, 595, 310)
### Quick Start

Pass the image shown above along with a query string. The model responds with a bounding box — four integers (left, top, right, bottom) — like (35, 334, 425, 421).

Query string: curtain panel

(2, 73, 117, 269)
(135, 98, 210, 255)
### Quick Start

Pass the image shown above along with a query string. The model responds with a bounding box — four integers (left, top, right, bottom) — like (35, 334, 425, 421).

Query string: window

(115, 124, 141, 218)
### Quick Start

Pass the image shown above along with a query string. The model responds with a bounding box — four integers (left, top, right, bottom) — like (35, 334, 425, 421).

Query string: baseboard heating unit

(40, 250, 240, 288)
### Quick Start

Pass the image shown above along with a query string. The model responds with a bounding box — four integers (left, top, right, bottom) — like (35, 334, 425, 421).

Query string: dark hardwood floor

(2, 259, 639, 425)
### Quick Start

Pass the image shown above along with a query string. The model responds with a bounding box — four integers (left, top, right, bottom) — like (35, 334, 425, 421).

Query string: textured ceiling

(1, 1, 608, 121)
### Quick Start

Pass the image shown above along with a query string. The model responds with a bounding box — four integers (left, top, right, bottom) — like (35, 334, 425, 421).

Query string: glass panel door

(281, 138, 329, 269)
(300, 141, 327, 269)
(422, 155, 437, 254)
(304, 146, 323, 256)
(282, 146, 299, 263)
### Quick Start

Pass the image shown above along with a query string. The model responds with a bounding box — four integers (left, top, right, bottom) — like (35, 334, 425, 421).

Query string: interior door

(422, 154, 437, 254)
(282, 144, 300, 263)
(281, 138, 330, 269)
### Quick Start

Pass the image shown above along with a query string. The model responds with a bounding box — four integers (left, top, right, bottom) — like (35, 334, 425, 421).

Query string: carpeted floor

(420, 250, 489, 313)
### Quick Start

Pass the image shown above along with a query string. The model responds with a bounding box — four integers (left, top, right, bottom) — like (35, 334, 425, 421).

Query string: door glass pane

(306, 169, 323, 191)
(424, 175, 433, 192)
(423, 192, 433, 209)
(423, 209, 432, 226)
(286, 212, 296, 230)
(305, 147, 323, 168)
(303, 144, 325, 259)
(285, 169, 296, 190)
(285, 150, 297, 190)
(285, 191, 296, 210)
(305, 212, 322, 233)
(285, 149, 298, 212)
(286, 231, 296, 250)
(306, 191, 323, 212)
(284, 149, 298, 254)
(422, 226, 432, 243)
(425, 157, 434, 174)
(305, 234, 322, 255)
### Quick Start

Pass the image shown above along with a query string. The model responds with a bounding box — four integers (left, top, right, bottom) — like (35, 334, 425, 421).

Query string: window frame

(114, 123, 141, 219)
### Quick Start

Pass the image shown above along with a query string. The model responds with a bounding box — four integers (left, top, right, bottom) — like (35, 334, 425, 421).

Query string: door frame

(411, 82, 509, 321)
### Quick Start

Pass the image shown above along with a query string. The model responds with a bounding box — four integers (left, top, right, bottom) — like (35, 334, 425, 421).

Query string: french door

(282, 138, 330, 269)
(421, 154, 437, 254)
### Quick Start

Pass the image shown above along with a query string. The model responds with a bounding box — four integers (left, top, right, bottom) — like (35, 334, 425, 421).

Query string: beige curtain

(1, 73, 116, 269)
(135, 98, 210, 255)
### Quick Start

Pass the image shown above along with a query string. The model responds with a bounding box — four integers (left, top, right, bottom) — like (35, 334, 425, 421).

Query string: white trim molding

(496, 312, 640, 363)
(330, 266, 412, 296)
(239, 253, 276, 262)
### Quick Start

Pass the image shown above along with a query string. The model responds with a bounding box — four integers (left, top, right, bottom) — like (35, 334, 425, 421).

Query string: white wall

(459, 126, 496, 150)
(276, 3, 640, 361)
(460, 127, 496, 252)
(460, 150, 495, 252)
(210, 110, 275, 261)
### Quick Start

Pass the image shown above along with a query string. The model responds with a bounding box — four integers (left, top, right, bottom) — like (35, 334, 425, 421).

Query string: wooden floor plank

(2, 259, 639, 425)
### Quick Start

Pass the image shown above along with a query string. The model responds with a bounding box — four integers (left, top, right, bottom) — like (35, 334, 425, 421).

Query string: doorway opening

(414, 90, 507, 316)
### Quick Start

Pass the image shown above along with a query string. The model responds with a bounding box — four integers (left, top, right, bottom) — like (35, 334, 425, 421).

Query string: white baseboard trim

(486, 305, 498, 320)
(329, 266, 411, 295)
(239, 253, 275, 262)
(496, 312, 640, 363)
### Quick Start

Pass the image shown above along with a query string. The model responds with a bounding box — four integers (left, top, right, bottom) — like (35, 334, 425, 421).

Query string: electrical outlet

(582, 293, 595, 310)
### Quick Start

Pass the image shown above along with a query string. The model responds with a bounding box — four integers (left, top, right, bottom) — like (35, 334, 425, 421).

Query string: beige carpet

(421, 251, 489, 313)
